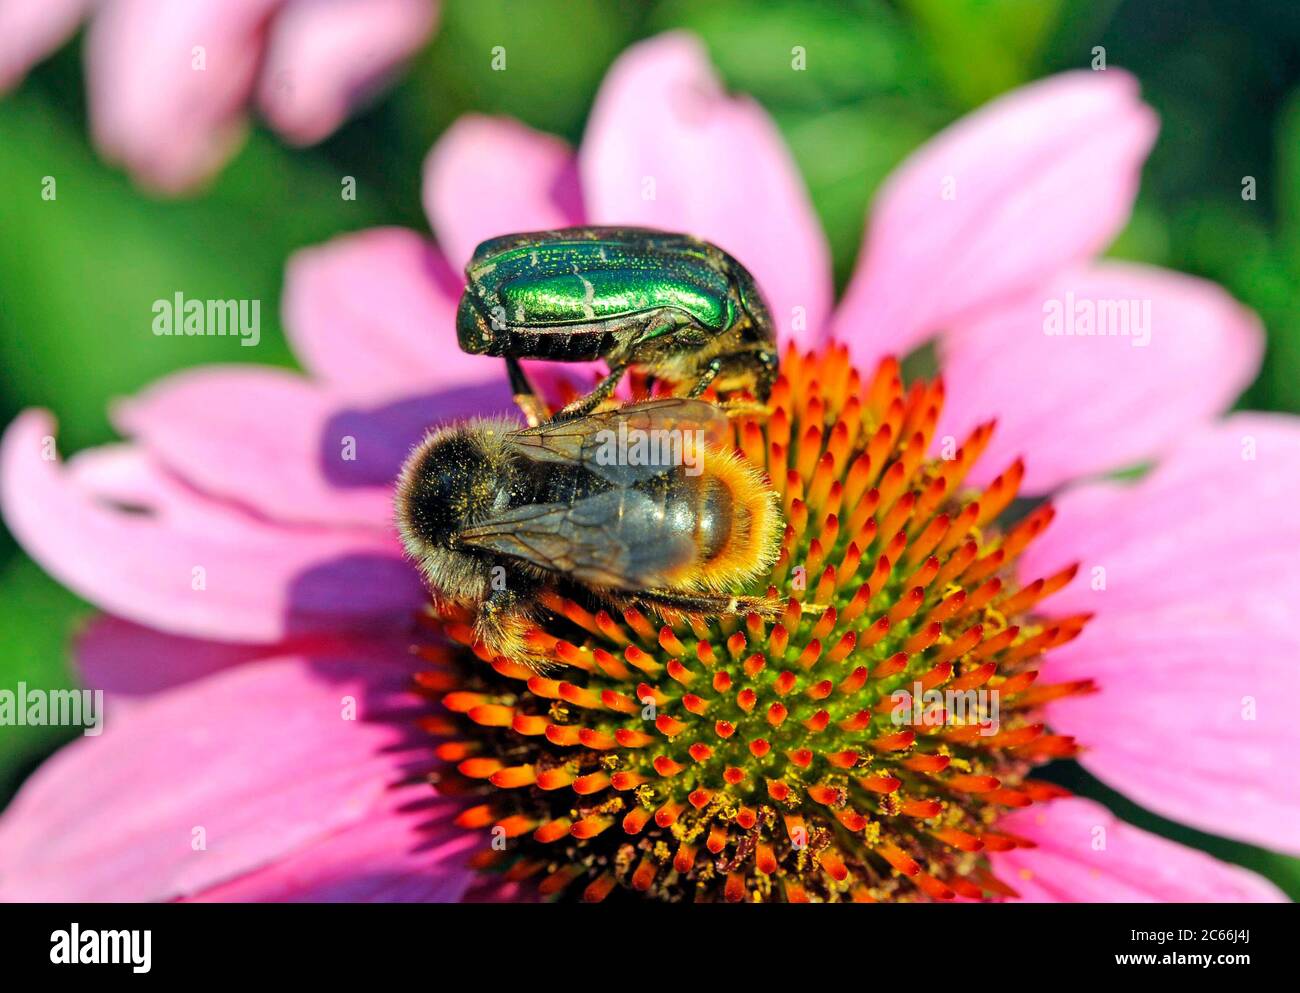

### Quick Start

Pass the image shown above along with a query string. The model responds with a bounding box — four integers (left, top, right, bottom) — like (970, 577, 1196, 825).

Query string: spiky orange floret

(417, 344, 1094, 903)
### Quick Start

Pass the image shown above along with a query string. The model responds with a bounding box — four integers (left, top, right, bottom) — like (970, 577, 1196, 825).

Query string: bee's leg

(628, 588, 784, 621)
(504, 356, 550, 428)
(475, 585, 520, 655)
(476, 586, 557, 672)
(717, 398, 772, 420)
(555, 361, 629, 420)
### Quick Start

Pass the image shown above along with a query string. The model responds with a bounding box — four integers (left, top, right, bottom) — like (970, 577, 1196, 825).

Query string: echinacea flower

(1, 31, 1294, 902)
(0, 0, 439, 193)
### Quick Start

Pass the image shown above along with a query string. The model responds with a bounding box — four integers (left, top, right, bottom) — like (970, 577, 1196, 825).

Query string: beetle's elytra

(456, 226, 778, 416)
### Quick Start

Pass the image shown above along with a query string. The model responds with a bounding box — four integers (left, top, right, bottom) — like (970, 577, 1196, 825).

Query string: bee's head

(395, 422, 509, 565)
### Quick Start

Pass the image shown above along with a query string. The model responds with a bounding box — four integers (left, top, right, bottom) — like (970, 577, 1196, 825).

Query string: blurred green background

(1, 0, 1298, 895)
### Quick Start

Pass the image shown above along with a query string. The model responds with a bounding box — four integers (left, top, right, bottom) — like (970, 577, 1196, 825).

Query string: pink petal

(190, 790, 477, 902)
(936, 263, 1263, 493)
(423, 114, 583, 272)
(75, 613, 412, 701)
(1, 411, 426, 643)
(257, 0, 439, 145)
(461, 875, 537, 902)
(834, 70, 1157, 364)
(1016, 414, 1300, 852)
(66, 441, 185, 508)
(580, 32, 832, 345)
(995, 798, 1286, 902)
(1037, 613, 1300, 854)
(0, 0, 89, 91)
(0, 652, 476, 902)
(76, 616, 277, 701)
(1021, 413, 1300, 622)
(283, 227, 492, 400)
(112, 364, 515, 528)
(86, 0, 284, 193)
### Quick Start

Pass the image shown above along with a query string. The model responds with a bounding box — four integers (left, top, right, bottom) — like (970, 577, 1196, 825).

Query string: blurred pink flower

(0, 0, 439, 193)
(1, 32, 1295, 902)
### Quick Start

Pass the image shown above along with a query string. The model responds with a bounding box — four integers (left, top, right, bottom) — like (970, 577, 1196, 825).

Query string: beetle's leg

(685, 357, 724, 399)
(688, 356, 772, 419)
(555, 361, 629, 420)
(624, 588, 783, 621)
(504, 356, 551, 428)
(755, 348, 779, 402)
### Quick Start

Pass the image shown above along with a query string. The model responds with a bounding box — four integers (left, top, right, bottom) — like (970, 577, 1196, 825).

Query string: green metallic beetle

(456, 226, 778, 418)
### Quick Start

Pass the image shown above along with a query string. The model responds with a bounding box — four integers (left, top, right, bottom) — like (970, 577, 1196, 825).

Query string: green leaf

(1276, 88, 1300, 257)
(0, 555, 89, 804)
(651, 0, 939, 112)
(900, 0, 1065, 107)
(398, 0, 636, 146)
(1104, 201, 1171, 266)
(777, 100, 939, 287)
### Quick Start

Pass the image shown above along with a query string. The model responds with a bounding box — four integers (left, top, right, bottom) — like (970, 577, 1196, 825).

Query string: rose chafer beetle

(456, 226, 778, 418)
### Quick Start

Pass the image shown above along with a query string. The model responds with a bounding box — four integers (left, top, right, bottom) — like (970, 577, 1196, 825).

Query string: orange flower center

(414, 343, 1094, 902)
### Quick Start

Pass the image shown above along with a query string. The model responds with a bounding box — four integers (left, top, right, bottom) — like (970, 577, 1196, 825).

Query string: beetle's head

(456, 293, 500, 355)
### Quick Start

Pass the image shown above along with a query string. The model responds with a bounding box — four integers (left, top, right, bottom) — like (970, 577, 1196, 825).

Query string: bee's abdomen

(694, 476, 734, 564)
(659, 450, 780, 592)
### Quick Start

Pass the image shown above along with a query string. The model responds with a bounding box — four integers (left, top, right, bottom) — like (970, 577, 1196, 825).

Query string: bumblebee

(395, 398, 782, 669)
(456, 227, 779, 420)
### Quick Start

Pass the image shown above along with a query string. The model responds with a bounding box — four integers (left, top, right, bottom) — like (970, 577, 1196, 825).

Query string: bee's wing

(506, 398, 729, 484)
(457, 489, 694, 590)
